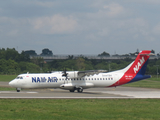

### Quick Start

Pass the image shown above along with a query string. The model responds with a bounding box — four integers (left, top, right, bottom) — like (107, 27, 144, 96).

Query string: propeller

(62, 68, 68, 84)
(62, 68, 68, 79)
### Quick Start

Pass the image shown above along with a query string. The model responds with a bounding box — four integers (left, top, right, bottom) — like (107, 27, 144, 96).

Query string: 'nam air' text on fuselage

(32, 77, 58, 83)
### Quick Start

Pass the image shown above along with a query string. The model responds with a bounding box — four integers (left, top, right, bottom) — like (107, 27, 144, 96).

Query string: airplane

(9, 50, 152, 93)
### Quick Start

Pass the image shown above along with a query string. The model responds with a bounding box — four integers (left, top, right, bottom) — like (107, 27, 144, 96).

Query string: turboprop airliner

(9, 50, 152, 93)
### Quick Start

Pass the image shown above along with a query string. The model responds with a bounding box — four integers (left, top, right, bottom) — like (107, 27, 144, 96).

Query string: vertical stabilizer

(110, 50, 151, 87)
(125, 50, 151, 75)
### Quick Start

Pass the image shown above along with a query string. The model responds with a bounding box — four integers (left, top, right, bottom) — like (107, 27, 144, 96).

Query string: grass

(0, 87, 16, 91)
(122, 77, 160, 89)
(0, 75, 17, 82)
(0, 99, 160, 120)
(0, 76, 160, 120)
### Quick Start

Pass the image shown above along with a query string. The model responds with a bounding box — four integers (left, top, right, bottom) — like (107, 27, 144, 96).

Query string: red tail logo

(133, 56, 145, 74)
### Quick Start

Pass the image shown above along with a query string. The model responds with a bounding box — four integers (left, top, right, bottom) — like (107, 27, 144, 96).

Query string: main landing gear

(77, 87, 83, 93)
(69, 87, 83, 93)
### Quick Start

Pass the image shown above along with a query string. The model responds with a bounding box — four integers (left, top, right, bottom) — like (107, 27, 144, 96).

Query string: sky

(0, 0, 160, 55)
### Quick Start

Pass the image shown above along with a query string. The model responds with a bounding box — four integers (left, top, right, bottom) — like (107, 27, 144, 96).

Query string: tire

(77, 87, 83, 93)
(69, 89, 75, 92)
(16, 88, 21, 92)
(17, 90, 20, 92)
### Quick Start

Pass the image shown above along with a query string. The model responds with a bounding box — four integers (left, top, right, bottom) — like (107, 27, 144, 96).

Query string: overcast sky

(0, 0, 160, 55)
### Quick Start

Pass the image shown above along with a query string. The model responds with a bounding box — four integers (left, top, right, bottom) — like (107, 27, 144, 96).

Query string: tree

(18, 51, 30, 62)
(98, 51, 110, 57)
(40, 48, 53, 56)
(76, 57, 85, 70)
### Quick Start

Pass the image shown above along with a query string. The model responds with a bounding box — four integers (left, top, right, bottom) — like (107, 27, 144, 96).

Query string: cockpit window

(16, 76, 23, 79)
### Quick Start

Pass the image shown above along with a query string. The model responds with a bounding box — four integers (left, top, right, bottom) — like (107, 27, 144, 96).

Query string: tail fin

(110, 50, 152, 87)
(125, 50, 151, 75)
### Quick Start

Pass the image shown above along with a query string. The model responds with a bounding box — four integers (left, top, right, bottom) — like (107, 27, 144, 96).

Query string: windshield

(16, 76, 23, 79)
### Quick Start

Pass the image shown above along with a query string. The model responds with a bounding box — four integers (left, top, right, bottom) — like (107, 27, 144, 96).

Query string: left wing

(78, 70, 107, 77)
(65, 70, 107, 79)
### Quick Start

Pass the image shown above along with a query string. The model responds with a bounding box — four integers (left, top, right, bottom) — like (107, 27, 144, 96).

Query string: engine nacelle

(67, 71, 79, 79)
(60, 83, 74, 90)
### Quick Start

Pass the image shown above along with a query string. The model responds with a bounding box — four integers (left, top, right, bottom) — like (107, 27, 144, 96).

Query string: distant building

(24, 50, 37, 56)
(98, 51, 110, 57)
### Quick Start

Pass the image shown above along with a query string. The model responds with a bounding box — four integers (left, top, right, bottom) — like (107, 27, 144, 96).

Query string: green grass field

(0, 76, 160, 120)
(122, 77, 160, 89)
(0, 75, 17, 82)
(0, 99, 160, 120)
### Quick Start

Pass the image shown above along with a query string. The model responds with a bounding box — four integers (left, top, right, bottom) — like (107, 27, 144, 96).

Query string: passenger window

(108, 78, 110, 80)
(97, 78, 99, 80)
(92, 78, 93, 80)
(106, 78, 107, 80)
(95, 78, 96, 80)
(86, 78, 87, 80)
(100, 78, 102, 80)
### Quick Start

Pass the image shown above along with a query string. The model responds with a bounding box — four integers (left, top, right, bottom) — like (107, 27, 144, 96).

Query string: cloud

(152, 23, 160, 35)
(0, 17, 29, 37)
(34, 1, 55, 8)
(103, 3, 124, 17)
(30, 15, 77, 34)
(89, 2, 125, 18)
(0, 14, 78, 36)
(133, 0, 160, 4)
(13, 0, 56, 8)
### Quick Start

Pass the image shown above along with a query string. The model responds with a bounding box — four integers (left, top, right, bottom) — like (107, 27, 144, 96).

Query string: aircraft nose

(9, 80, 17, 87)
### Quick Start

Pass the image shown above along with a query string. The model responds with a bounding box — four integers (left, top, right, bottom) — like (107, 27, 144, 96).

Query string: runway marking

(0, 97, 132, 99)
(103, 91, 160, 98)
(1, 89, 160, 99)
(0, 91, 38, 94)
(26, 92, 38, 93)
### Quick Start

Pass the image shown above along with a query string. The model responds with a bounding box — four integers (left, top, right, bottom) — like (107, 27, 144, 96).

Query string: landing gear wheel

(77, 87, 83, 93)
(17, 90, 20, 92)
(16, 88, 21, 92)
(69, 89, 75, 92)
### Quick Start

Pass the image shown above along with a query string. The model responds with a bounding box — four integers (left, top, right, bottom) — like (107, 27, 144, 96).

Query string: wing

(78, 70, 107, 77)
(62, 70, 107, 79)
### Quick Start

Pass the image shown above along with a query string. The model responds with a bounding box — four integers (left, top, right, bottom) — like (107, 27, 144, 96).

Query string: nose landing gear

(16, 88, 21, 92)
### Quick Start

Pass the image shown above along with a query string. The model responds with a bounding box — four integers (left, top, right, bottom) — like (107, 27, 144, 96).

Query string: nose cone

(9, 80, 17, 87)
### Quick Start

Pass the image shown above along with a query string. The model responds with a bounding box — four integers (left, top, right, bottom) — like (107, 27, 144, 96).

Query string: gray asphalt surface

(0, 82, 160, 98)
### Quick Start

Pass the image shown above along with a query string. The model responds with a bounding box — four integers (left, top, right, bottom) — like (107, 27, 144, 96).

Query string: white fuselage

(9, 71, 124, 90)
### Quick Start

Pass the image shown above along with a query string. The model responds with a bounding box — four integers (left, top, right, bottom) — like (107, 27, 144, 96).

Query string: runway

(1, 82, 160, 98)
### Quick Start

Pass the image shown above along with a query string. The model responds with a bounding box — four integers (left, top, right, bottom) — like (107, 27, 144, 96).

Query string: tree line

(0, 48, 159, 75)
